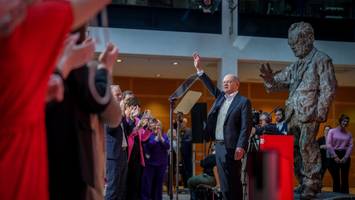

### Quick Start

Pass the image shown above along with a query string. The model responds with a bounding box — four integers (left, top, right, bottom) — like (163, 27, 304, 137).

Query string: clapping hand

(259, 63, 274, 83)
(98, 42, 119, 75)
(334, 157, 341, 163)
(340, 157, 347, 164)
(58, 34, 95, 78)
(130, 105, 140, 120)
(138, 118, 149, 128)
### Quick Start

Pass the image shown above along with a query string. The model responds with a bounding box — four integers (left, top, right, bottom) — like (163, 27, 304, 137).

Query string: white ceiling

(112, 54, 219, 80)
(111, 54, 355, 86)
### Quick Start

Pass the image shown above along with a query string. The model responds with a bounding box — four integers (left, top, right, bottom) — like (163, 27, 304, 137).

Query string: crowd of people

(1, 2, 354, 200)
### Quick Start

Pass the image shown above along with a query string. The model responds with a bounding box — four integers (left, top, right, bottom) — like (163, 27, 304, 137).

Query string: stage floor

(163, 191, 355, 200)
(294, 192, 355, 200)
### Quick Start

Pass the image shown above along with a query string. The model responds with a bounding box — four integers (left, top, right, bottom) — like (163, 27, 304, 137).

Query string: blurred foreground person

(0, 0, 111, 199)
(46, 26, 120, 200)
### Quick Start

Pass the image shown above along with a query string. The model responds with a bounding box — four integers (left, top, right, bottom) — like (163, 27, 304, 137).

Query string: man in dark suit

(105, 89, 134, 200)
(192, 53, 252, 200)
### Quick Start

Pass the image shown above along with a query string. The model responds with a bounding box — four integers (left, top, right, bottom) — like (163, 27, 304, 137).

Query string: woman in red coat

(0, 0, 110, 199)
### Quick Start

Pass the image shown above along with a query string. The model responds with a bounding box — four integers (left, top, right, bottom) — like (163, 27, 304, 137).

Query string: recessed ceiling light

(172, 61, 179, 66)
(116, 59, 122, 63)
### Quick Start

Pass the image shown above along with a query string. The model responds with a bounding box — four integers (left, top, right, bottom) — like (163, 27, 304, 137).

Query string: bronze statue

(259, 22, 337, 199)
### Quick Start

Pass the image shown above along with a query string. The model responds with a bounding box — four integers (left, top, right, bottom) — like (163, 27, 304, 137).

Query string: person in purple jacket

(141, 119, 170, 200)
(326, 114, 353, 193)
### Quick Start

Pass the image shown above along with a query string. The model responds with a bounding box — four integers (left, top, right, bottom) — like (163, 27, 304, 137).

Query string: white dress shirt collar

(224, 91, 238, 99)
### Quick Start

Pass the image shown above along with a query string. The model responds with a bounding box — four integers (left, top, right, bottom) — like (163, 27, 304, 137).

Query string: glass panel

(111, 0, 221, 10)
(238, 0, 355, 19)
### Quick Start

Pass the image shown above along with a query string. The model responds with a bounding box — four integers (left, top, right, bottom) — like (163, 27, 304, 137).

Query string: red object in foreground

(0, 2, 73, 200)
(260, 135, 294, 200)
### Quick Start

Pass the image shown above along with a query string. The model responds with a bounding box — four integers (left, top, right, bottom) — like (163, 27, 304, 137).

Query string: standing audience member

(141, 119, 170, 200)
(105, 89, 134, 200)
(0, 0, 111, 199)
(180, 118, 193, 188)
(327, 114, 353, 193)
(317, 125, 331, 183)
(125, 96, 147, 200)
(193, 53, 252, 200)
(275, 108, 288, 134)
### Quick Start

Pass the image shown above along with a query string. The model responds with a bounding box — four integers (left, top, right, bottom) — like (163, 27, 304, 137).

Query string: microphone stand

(168, 74, 199, 200)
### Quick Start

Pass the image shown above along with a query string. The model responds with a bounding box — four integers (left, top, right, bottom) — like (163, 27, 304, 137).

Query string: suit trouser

(105, 148, 128, 200)
(289, 116, 321, 198)
(141, 164, 167, 200)
(215, 143, 242, 200)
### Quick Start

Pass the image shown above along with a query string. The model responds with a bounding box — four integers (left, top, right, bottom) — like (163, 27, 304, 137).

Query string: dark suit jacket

(199, 73, 252, 150)
(106, 121, 124, 160)
(276, 121, 288, 134)
(106, 118, 133, 160)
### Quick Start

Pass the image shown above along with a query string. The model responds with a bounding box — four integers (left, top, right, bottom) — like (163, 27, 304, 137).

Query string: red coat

(0, 2, 73, 200)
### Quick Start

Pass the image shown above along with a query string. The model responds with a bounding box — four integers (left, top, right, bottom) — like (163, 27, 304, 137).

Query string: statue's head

(288, 22, 314, 59)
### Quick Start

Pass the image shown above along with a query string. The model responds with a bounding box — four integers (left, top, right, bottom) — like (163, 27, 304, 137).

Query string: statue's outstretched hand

(259, 63, 274, 82)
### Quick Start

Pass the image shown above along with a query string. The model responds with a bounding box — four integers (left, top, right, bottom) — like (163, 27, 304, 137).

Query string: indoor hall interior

(108, 53, 355, 194)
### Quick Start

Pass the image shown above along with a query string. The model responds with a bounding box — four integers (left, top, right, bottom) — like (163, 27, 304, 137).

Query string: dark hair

(275, 107, 285, 121)
(125, 96, 140, 107)
(122, 90, 134, 99)
(252, 110, 260, 127)
(260, 112, 272, 124)
(338, 114, 350, 124)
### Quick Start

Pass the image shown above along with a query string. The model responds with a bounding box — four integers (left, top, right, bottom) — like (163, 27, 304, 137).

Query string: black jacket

(199, 73, 252, 150)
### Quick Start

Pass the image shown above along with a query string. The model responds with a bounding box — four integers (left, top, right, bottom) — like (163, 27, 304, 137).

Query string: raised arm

(192, 52, 221, 98)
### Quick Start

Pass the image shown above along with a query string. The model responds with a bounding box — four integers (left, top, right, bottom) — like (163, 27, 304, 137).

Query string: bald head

(223, 74, 239, 94)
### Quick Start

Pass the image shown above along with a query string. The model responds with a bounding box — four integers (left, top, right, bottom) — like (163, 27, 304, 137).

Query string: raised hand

(130, 105, 140, 119)
(192, 52, 203, 72)
(58, 34, 95, 78)
(259, 63, 274, 82)
(99, 42, 119, 75)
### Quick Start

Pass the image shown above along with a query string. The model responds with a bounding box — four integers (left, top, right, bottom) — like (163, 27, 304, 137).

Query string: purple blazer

(143, 133, 170, 166)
